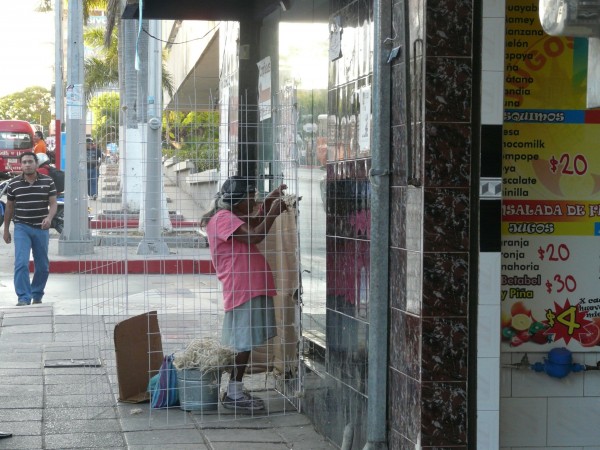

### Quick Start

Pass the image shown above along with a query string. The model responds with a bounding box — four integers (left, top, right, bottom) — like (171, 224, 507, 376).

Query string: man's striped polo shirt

(6, 173, 56, 228)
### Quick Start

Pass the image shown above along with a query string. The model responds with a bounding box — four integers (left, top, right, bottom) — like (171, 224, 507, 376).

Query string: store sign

(257, 56, 272, 121)
(501, 1, 600, 350)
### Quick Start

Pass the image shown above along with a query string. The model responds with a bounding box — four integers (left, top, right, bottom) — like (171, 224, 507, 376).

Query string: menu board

(501, 1, 600, 351)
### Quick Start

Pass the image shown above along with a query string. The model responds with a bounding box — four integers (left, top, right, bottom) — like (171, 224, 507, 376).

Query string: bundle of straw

(173, 338, 235, 373)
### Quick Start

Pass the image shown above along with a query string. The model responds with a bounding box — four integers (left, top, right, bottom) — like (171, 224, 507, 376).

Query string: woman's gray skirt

(221, 296, 277, 352)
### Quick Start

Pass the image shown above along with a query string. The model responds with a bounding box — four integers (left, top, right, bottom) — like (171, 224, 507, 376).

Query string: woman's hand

(267, 198, 286, 217)
(266, 184, 287, 199)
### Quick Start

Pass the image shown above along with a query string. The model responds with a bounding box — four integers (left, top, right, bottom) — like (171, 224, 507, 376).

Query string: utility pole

(58, 0, 94, 256)
(54, 0, 63, 169)
(137, 20, 169, 255)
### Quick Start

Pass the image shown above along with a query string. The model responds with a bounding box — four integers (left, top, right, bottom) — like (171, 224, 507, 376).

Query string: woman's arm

(263, 183, 287, 213)
(233, 198, 286, 244)
(248, 184, 287, 228)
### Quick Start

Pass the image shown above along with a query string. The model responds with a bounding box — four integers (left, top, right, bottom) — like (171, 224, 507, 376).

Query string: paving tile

(124, 428, 206, 445)
(202, 427, 288, 443)
(0, 353, 43, 362)
(211, 443, 290, 450)
(128, 446, 208, 450)
(43, 367, 106, 375)
(0, 420, 41, 436)
(0, 434, 43, 449)
(0, 395, 43, 409)
(1, 324, 53, 334)
(44, 406, 117, 421)
(0, 333, 54, 344)
(43, 418, 121, 434)
(44, 374, 97, 385)
(119, 416, 197, 432)
(1, 316, 52, 326)
(45, 381, 112, 396)
(0, 360, 43, 369)
(0, 375, 44, 385)
(45, 393, 116, 408)
(275, 425, 334, 447)
(54, 332, 86, 342)
(0, 385, 43, 396)
(44, 431, 125, 449)
(0, 408, 43, 422)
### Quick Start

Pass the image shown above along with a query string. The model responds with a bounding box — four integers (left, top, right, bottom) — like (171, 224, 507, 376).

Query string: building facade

(125, 0, 600, 448)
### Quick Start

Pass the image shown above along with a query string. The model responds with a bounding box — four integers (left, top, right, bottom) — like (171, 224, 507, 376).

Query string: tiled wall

(388, 0, 475, 447)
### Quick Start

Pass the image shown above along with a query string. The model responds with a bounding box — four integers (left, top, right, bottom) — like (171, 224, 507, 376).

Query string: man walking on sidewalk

(2, 152, 57, 306)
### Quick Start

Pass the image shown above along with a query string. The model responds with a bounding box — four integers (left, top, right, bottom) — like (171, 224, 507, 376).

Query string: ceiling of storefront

(124, 0, 328, 107)
(164, 31, 220, 110)
(123, 0, 291, 21)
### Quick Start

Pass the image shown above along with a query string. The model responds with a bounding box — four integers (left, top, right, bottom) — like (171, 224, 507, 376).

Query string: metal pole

(137, 20, 168, 255)
(58, 0, 94, 255)
(363, 0, 391, 448)
(54, 0, 63, 169)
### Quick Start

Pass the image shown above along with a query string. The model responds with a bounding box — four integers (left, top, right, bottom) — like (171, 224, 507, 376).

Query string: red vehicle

(0, 120, 35, 172)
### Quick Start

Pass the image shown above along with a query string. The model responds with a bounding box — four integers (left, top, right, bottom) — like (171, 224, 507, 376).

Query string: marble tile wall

(388, 0, 475, 447)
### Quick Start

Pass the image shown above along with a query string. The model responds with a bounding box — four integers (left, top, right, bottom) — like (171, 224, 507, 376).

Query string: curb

(29, 258, 215, 274)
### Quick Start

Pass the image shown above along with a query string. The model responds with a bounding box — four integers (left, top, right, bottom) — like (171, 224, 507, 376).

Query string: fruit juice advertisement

(501, 1, 600, 351)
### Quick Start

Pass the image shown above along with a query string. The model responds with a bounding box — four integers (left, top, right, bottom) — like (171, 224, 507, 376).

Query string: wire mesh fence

(73, 86, 321, 426)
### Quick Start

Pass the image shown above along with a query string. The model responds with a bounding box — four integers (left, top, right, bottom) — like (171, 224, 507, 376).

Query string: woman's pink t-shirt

(206, 209, 276, 311)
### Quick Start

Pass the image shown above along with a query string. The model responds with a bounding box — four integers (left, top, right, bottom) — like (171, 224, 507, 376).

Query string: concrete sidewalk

(0, 252, 334, 450)
(0, 304, 334, 450)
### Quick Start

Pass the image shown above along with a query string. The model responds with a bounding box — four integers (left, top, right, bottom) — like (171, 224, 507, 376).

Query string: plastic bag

(148, 353, 179, 408)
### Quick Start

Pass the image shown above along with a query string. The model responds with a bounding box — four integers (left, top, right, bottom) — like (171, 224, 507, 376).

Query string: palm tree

(83, 26, 174, 102)
(43, 0, 174, 213)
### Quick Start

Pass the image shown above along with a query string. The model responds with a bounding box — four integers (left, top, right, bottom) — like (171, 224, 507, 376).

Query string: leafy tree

(162, 110, 220, 173)
(84, 27, 119, 102)
(89, 92, 119, 147)
(0, 87, 52, 128)
(83, 22, 174, 103)
(36, 0, 107, 22)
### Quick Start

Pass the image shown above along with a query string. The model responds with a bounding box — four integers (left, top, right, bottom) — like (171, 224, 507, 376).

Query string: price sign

(501, 0, 600, 351)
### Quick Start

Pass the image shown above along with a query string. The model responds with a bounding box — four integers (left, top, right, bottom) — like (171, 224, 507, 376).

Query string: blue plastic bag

(148, 353, 179, 408)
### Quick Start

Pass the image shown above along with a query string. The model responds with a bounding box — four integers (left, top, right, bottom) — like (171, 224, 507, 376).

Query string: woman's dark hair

(200, 175, 257, 227)
(219, 176, 256, 205)
(35, 131, 45, 140)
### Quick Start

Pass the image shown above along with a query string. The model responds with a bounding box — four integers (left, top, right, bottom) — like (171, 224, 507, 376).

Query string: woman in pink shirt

(202, 176, 286, 411)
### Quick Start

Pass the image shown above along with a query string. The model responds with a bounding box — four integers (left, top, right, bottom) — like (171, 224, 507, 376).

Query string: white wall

(478, 0, 505, 448)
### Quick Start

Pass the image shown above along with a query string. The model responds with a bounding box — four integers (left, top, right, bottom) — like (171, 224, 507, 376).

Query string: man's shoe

(221, 391, 265, 411)
(0, 431, 12, 439)
(32, 299, 42, 304)
(16, 301, 30, 306)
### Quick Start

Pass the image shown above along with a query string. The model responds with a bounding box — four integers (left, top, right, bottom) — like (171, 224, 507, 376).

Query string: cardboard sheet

(114, 311, 163, 403)
(251, 208, 300, 376)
